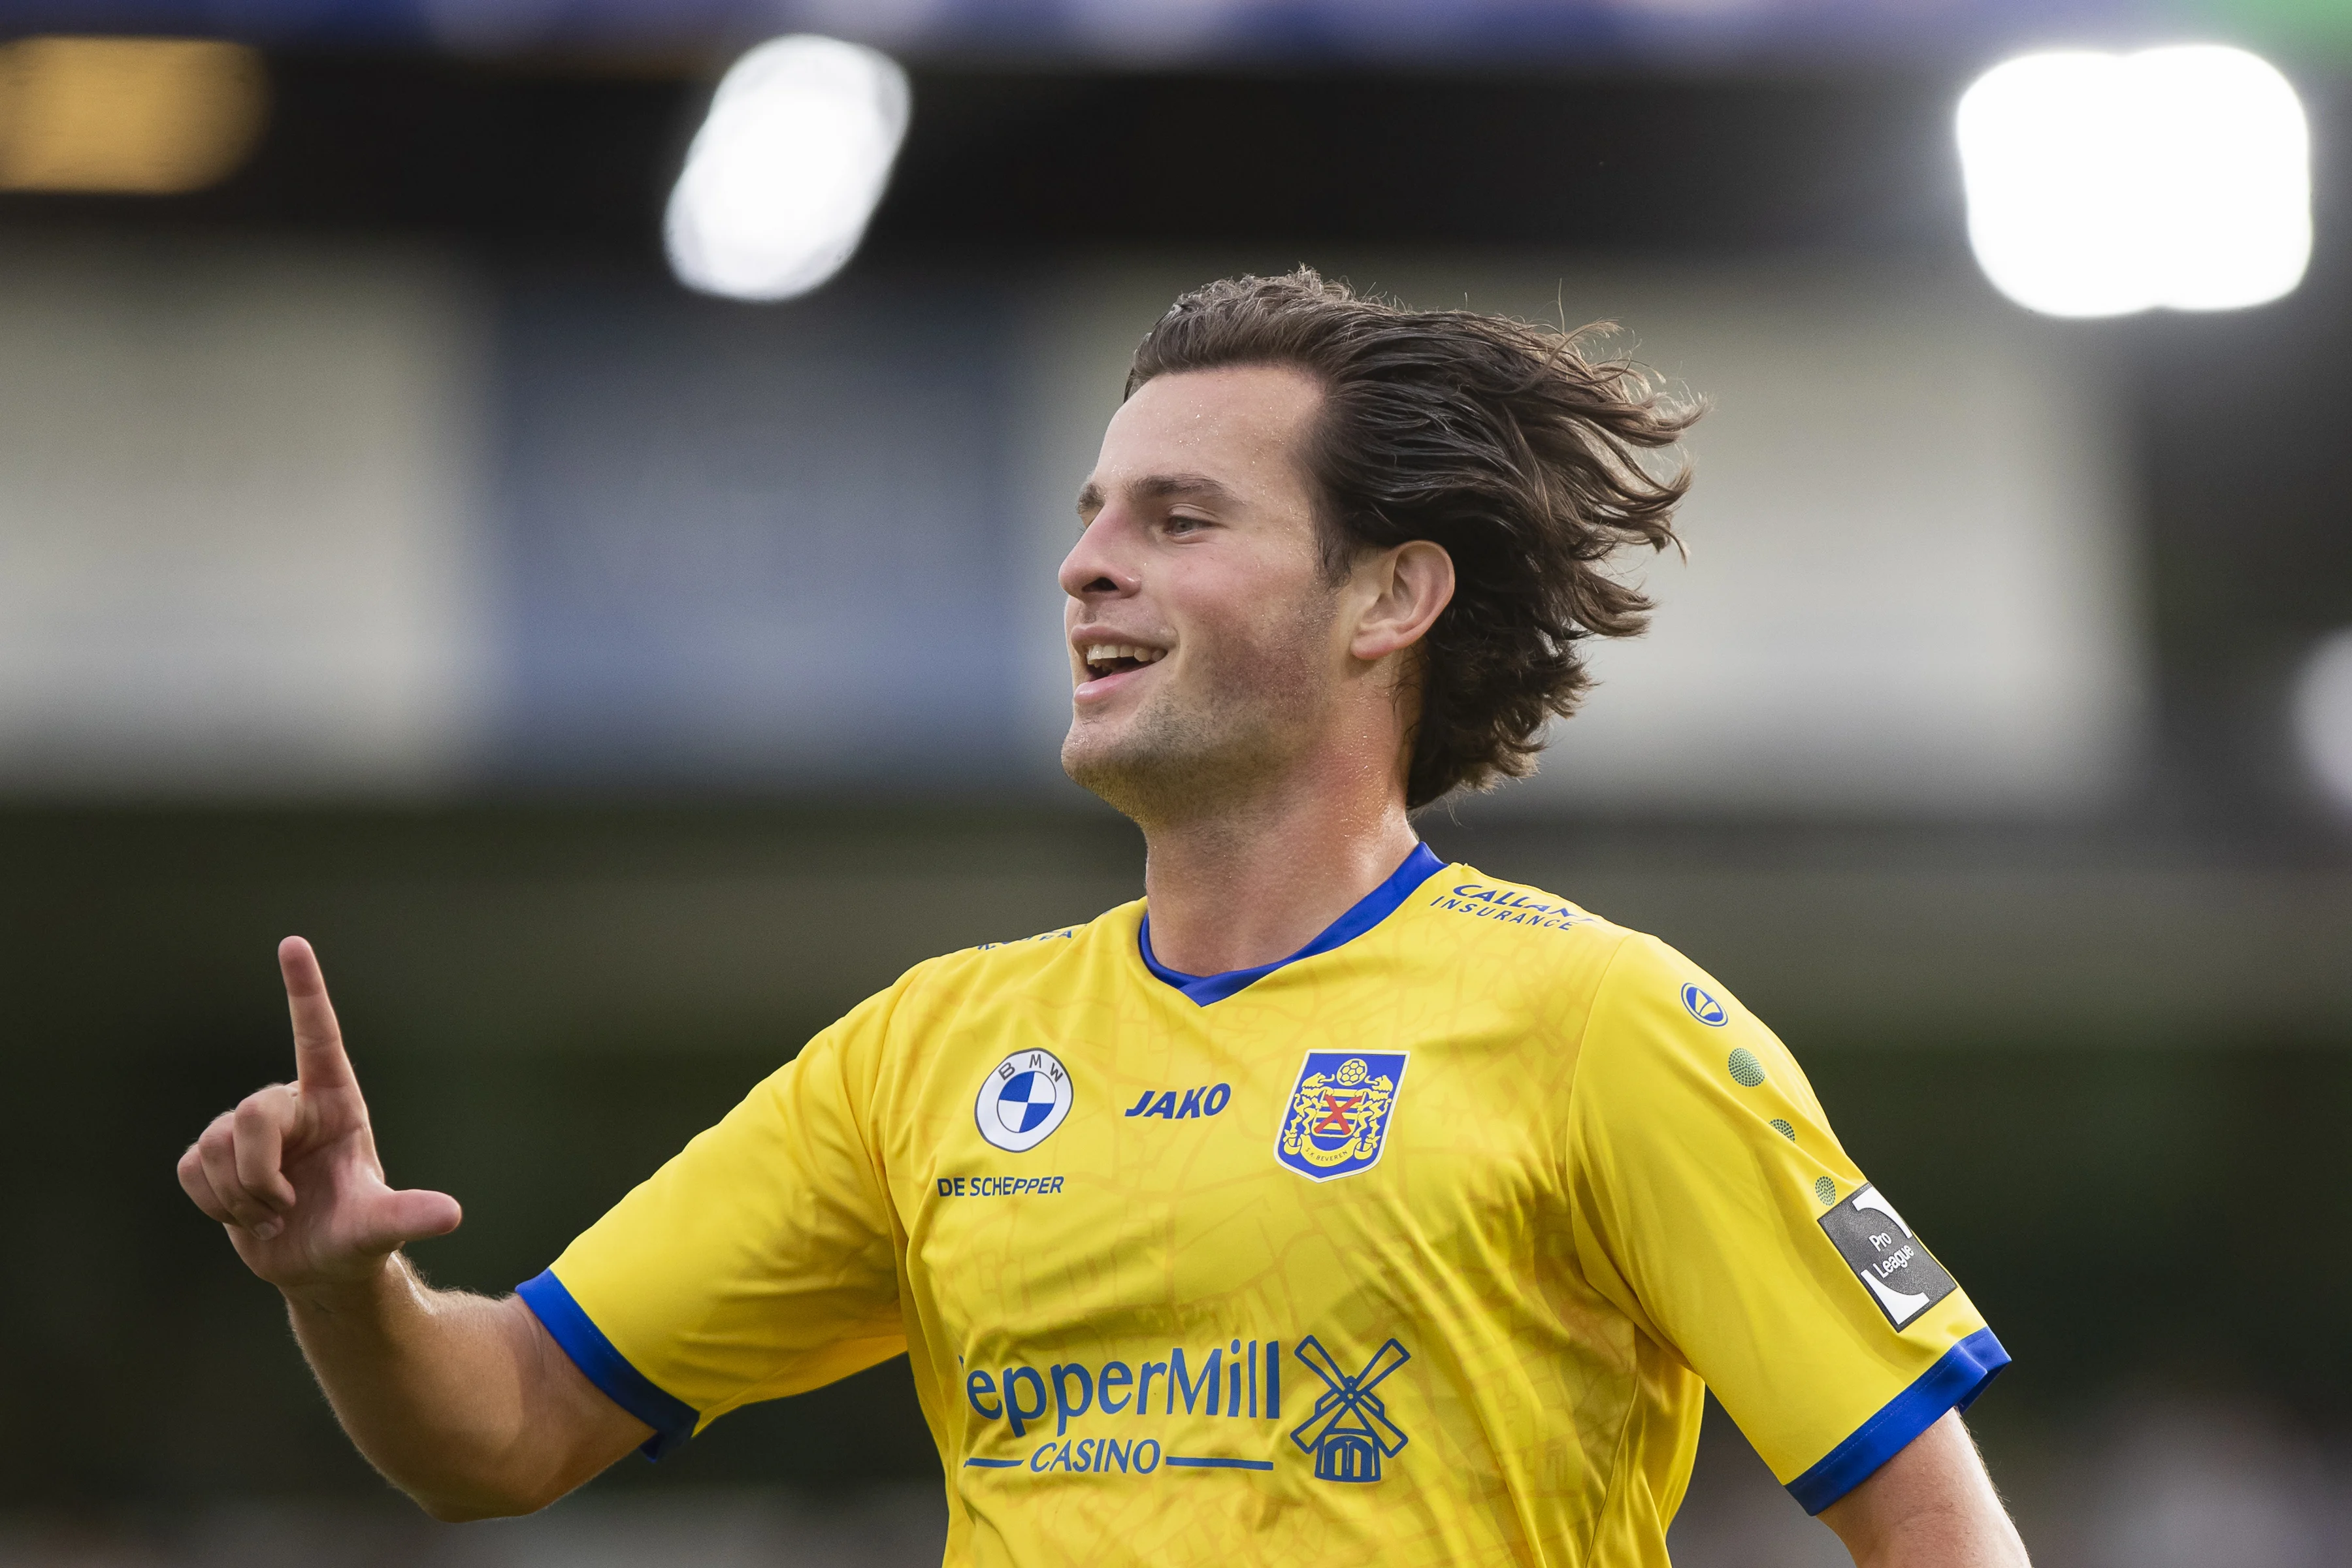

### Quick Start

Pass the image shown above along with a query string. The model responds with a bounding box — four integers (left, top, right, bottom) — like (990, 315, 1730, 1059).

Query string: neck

(1138, 758, 1420, 977)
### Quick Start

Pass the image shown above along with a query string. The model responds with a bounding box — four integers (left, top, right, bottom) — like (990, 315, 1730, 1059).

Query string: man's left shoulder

(1411, 861, 1628, 949)
(1397, 860, 1647, 1009)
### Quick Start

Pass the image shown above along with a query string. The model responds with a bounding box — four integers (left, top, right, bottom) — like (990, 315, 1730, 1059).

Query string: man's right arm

(178, 938, 648, 1520)
(278, 1256, 649, 1521)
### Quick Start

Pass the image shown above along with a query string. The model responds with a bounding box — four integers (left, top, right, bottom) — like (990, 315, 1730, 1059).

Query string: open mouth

(1080, 642, 1167, 680)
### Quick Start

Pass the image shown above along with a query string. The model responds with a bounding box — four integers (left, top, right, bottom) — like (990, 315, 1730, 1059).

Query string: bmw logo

(1680, 983, 1728, 1027)
(975, 1049, 1075, 1152)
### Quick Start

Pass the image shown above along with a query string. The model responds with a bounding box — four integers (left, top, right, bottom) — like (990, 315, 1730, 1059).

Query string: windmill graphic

(1289, 1336, 1411, 1482)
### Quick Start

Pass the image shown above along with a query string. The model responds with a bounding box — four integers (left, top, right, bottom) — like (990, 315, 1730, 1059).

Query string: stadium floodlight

(664, 35, 909, 303)
(2294, 630, 2352, 811)
(1956, 45, 2310, 318)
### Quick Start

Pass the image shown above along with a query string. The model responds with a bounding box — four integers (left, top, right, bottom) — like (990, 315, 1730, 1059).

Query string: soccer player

(180, 271, 2029, 1567)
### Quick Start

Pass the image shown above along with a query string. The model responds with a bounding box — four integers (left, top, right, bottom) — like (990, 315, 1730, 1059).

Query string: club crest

(1275, 1051, 1408, 1182)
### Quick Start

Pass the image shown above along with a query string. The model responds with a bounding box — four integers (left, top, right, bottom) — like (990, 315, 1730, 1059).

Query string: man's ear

(1348, 540, 1456, 663)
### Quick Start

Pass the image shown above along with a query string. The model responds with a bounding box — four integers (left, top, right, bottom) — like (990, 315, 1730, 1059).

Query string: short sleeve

(1565, 935, 2008, 1514)
(517, 983, 908, 1458)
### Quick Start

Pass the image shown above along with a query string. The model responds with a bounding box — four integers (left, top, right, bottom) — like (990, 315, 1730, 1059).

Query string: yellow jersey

(519, 845, 2005, 1566)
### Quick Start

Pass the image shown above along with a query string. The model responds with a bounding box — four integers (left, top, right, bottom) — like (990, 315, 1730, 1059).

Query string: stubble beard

(1062, 610, 1333, 834)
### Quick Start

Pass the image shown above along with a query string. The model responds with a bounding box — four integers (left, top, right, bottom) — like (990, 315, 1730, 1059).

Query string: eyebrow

(1074, 472, 1239, 517)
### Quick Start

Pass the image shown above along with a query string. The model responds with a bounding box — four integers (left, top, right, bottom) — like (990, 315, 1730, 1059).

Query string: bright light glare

(2294, 630, 2352, 811)
(1957, 45, 2310, 318)
(665, 36, 909, 303)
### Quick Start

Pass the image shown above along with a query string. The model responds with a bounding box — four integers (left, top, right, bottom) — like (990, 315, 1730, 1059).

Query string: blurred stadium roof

(0, 0, 2342, 64)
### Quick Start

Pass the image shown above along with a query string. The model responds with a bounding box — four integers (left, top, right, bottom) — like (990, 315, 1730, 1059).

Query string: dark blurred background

(4, 3, 2352, 1564)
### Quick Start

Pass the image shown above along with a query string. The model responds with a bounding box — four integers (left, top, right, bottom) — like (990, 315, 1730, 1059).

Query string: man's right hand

(175, 938, 647, 1521)
(178, 937, 463, 1294)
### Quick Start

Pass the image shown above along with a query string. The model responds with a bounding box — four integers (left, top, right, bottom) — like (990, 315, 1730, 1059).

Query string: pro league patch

(1818, 1184, 1959, 1330)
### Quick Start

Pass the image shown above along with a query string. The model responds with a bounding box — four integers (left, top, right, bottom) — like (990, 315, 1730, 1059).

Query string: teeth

(1081, 643, 1164, 667)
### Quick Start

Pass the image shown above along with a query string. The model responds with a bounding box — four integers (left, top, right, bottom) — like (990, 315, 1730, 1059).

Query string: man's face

(1059, 365, 1345, 821)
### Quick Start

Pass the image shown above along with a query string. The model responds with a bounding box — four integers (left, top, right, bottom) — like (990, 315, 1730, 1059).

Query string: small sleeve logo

(1681, 983, 1728, 1026)
(1818, 1183, 1960, 1328)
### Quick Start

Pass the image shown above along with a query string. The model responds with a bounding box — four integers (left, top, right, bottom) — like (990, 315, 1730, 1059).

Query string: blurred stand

(3, 19, 2352, 1568)
(0, 1485, 950, 1567)
(9, 1401, 2352, 1567)
(0, 235, 2143, 806)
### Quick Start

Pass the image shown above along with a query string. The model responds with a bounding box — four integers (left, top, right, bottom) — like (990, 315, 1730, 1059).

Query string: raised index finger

(279, 936, 357, 1092)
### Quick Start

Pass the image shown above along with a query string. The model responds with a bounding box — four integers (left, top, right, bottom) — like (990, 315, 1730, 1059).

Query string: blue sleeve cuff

(1785, 1327, 2011, 1515)
(515, 1269, 700, 1461)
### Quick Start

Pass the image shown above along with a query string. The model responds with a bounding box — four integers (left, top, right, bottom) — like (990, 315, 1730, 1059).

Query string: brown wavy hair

(1126, 268, 1699, 810)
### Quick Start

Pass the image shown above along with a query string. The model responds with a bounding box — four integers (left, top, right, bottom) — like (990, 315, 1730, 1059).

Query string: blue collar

(1137, 843, 1446, 1007)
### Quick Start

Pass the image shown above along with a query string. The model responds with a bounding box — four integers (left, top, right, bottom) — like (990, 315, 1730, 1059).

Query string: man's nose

(1059, 516, 1141, 601)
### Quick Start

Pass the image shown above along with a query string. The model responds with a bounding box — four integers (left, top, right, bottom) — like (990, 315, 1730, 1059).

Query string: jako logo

(1123, 1084, 1230, 1119)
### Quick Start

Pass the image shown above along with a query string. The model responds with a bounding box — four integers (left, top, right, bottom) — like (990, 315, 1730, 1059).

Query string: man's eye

(1166, 515, 1207, 535)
